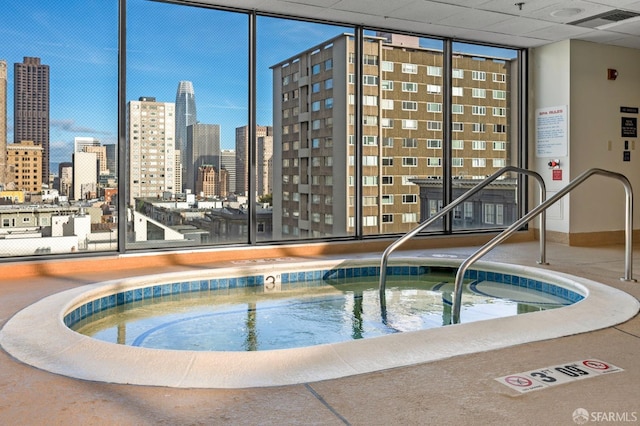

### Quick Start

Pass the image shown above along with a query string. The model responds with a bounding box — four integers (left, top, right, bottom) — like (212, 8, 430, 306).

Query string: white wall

(531, 40, 571, 234)
(531, 39, 640, 236)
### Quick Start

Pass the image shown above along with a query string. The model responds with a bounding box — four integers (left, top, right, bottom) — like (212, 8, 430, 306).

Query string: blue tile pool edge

(63, 264, 585, 329)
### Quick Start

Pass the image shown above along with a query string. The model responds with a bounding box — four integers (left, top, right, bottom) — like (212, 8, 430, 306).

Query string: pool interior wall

(0, 257, 638, 389)
(63, 262, 584, 331)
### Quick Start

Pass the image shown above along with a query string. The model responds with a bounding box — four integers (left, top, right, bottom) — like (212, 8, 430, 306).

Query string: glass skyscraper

(175, 81, 197, 191)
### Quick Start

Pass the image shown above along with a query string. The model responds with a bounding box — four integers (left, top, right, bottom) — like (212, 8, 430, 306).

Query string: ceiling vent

(569, 9, 640, 29)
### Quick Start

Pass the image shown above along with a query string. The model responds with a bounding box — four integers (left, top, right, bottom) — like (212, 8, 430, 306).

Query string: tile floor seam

(304, 383, 351, 425)
(613, 326, 640, 339)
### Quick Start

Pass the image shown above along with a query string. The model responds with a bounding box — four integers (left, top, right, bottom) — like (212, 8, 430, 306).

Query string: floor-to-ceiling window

(359, 31, 446, 235)
(258, 17, 352, 242)
(0, 0, 525, 260)
(448, 42, 520, 232)
(126, 0, 248, 249)
(0, 0, 118, 257)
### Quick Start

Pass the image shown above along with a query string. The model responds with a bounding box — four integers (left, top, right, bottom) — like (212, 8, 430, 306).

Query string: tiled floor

(0, 241, 638, 425)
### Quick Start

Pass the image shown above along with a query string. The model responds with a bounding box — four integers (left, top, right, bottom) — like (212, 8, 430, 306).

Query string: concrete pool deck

(0, 241, 639, 425)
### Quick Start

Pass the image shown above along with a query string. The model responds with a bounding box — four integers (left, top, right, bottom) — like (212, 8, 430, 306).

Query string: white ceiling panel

(576, 31, 631, 44)
(254, 0, 329, 17)
(525, 22, 595, 40)
(437, 9, 513, 30)
(586, 0, 640, 9)
(524, 2, 614, 23)
(283, 0, 342, 7)
(387, 2, 464, 24)
(483, 16, 558, 35)
(606, 35, 640, 48)
(474, 0, 563, 16)
(331, 0, 406, 15)
(195, 0, 640, 49)
(600, 18, 640, 36)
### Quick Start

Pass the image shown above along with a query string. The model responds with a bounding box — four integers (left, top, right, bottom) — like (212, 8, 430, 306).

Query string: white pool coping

(1, 257, 638, 389)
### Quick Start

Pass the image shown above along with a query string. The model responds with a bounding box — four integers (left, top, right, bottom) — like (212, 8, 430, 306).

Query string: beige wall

(531, 40, 640, 243)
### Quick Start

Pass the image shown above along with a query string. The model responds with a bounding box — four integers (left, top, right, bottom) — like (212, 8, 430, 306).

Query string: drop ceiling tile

(437, 8, 513, 30)
(283, 0, 342, 7)
(445, 26, 548, 47)
(599, 17, 640, 35)
(389, 1, 464, 23)
(525, 22, 595, 40)
(331, 0, 410, 15)
(203, 0, 272, 9)
(478, 0, 562, 15)
(483, 16, 557, 35)
(430, 0, 494, 6)
(575, 30, 635, 44)
(605, 36, 640, 49)
(255, 0, 341, 20)
(586, 0, 640, 9)
(526, 1, 614, 23)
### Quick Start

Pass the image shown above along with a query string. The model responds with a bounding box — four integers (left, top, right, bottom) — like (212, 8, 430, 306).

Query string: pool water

(72, 272, 569, 351)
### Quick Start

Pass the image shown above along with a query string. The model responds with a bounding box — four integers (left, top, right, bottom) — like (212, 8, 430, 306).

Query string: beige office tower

(257, 135, 273, 196)
(127, 97, 176, 205)
(235, 125, 272, 197)
(271, 33, 513, 238)
(83, 145, 108, 174)
(0, 60, 6, 187)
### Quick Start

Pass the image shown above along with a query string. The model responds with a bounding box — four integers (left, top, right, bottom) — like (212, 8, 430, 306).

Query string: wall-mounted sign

(621, 117, 637, 137)
(536, 105, 568, 157)
(620, 106, 638, 114)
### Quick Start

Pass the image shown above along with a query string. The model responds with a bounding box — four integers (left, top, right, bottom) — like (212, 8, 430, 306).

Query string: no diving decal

(496, 359, 623, 393)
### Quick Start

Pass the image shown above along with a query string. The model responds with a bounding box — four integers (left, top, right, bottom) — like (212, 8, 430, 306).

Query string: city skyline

(0, 0, 352, 168)
(1, 0, 516, 172)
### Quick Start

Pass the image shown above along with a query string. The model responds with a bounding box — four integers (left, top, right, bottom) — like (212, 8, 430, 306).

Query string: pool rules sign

(535, 105, 568, 158)
(496, 359, 624, 393)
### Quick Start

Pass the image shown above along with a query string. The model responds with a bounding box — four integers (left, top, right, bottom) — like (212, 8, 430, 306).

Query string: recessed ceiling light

(550, 8, 583, 18)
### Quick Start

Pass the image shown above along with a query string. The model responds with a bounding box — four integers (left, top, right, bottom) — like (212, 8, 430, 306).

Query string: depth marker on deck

(496, 359, 624, 393)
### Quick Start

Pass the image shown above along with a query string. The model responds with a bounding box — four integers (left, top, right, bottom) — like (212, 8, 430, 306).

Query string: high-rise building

(220, 149, 236, 194)
(74, 137, 100, 153)
(105, 144, 117, 175)
(0, 60, 6, 187)
(58, 162, 73, 198)
(175, 81, 197, 190)
(235, 125, 272, 197)
(7, 140, 43, 194)
(127, 97, 176, 205)
(75, 137, 104, 178)
(271, 33, 513, 238)
(257, 135, 273, 196)
(14, 57, 50, 184)
(195, 165, 228, 198)
(174, 149, 182, 195)
(185, 123, 220, 193)
(72, 151, 98, 201)
(83, 145, 108, 174)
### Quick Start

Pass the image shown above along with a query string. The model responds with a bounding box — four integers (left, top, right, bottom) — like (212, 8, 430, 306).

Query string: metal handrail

(451, 167, 635, 324)
(379, 166, 547, 300)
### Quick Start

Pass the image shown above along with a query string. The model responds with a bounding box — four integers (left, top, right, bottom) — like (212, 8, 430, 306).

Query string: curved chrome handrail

(451, 168, 635, 323)
(379, 166, 547, 301)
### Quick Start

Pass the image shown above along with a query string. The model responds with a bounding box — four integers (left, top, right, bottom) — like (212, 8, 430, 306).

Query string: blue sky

(2, 0, 516, 167)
